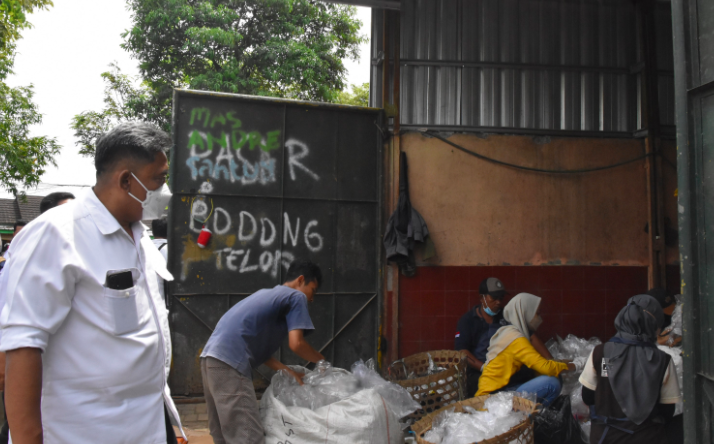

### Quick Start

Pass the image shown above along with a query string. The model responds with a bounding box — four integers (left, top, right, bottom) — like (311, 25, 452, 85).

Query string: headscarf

(484, 293, 541, 365)
(604, 294, 671, 425)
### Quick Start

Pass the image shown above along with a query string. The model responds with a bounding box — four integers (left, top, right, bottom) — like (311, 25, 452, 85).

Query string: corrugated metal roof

(395, 0, 673, 134)
(321, 0, 399, 10)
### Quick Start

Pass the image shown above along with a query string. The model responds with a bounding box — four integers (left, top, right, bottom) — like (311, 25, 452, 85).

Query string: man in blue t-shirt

(200, 259, 325, 444)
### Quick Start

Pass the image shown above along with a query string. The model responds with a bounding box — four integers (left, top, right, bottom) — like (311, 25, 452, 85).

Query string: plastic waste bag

(273, 360, 361, 410)
(546, 334, 601, 422)
(420, 392, 531, 444)
(261, 370, 404, 444)
(533, 395, 586, 444)
(659, 295, 683, 346)
(352, 359, 421, 419)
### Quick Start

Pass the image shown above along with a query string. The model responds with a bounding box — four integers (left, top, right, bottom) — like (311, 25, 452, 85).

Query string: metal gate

(672, 0, 714, 442)
(166, 90, 384, 396)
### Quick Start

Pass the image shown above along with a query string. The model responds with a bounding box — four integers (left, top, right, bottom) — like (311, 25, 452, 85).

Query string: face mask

(482, 295, 501, 316)
(128, 173, 172, 220)
(528, 314, 543, 332)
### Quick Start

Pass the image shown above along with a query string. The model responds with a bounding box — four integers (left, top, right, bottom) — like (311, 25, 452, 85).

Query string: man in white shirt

(0, 193, 75, 444)
(0, 122, 184, 444)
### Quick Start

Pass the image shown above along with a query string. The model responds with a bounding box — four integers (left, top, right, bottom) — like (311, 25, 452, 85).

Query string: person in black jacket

(454, 277, 505, 397)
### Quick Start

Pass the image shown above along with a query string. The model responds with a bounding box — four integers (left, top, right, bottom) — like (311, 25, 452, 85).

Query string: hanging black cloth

(383, 152, 432, 276)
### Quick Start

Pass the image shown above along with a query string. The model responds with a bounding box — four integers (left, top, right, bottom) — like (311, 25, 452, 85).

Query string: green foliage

(73, 0, 366, 157)
(0, 66, 61, 196)
(0, 0, 61, 196)
(72, 63, 156, 157)
(0, 0, 53, 60)
(333, 82, 369, 107)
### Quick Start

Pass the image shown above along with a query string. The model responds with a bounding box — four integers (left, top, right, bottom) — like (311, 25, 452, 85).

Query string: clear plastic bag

(427, 352, 447, 375)
(569, 384, 589, 421)
(419, 395, 527, 444)
(661, 295, 683, 346)
(271, 359, 420, 419)
(352, 359, 421, 419)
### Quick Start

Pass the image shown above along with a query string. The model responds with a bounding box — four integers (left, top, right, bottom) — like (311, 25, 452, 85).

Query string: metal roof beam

(320, 0, 400, 10)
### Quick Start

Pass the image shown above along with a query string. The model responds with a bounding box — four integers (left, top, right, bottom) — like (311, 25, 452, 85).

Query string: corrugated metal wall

(393, 0, 675, 134)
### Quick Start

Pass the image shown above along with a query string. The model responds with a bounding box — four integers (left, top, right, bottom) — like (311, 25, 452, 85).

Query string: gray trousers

(201, 357, 265, 444)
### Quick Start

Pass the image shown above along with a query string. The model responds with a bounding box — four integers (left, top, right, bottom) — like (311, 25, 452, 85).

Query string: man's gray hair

(95, 122, 171, 175)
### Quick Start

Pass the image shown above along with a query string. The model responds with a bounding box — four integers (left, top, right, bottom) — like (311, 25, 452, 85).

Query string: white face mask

(128, 173, 172, 220)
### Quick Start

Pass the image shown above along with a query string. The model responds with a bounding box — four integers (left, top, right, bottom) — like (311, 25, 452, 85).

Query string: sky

(2, 1, 372, 199)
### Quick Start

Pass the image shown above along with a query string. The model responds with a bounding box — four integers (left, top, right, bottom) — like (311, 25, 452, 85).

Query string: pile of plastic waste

(546, 334, 602, 443)
(271, 359, 421, 419)
(661, 295, 683, 346)
(421, 392, 533, 444)
(657, 296, 684, 416)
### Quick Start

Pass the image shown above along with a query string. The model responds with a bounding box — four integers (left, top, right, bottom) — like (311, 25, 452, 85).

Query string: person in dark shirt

(454, 277, 506, 397)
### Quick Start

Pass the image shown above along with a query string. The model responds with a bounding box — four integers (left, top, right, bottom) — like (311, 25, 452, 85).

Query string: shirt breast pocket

(103, 286, 140, 335)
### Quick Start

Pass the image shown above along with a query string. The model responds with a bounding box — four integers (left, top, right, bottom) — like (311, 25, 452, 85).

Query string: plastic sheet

(546, 334, 601, 424)
(427, 352, 447, 375)
(580, 420, 591, 442)
(274, 361, 360, 410)
(351, 359, 422, 419)
(661, 295, 683, 346)
(272, 359, 420, 419)
(421, 392, 529, 444)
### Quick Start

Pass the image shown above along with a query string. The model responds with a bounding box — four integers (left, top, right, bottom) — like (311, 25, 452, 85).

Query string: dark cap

(479, 277, 506, 299)
(646, 288, 676, 316)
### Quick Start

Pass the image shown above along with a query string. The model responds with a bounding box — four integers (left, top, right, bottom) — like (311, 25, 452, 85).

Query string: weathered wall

(398, 265, 648, 357)
(391, 133, 681, 358)
(402, 132, 670, 266)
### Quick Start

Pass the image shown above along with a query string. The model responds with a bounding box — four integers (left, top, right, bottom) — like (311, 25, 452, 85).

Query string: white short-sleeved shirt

(0, 190, 184, 443)
(579, 347, 682, 404)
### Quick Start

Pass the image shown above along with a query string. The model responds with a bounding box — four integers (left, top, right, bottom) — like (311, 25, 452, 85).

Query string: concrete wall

(392, 132, 680, 358)
(401, 132, 679, 267)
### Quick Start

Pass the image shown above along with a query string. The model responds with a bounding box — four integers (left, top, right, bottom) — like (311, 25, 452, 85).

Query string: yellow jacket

(476, 337, 569, 396)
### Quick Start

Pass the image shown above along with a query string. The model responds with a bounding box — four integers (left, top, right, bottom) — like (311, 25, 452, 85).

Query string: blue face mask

(483, 295, 502, 316)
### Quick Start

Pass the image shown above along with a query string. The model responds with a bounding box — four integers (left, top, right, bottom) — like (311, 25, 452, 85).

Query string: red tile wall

(398, 266, 655, 358)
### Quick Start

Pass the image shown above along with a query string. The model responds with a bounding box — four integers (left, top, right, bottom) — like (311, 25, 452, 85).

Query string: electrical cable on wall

(424, 130, 659, 175)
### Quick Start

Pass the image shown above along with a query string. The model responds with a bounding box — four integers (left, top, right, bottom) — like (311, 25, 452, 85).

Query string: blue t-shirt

(201, 285, 314, 378)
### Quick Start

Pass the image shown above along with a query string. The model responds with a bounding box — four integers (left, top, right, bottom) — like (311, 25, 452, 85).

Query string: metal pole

(638, 0, 667, 290)
(671, 0, 699, 442)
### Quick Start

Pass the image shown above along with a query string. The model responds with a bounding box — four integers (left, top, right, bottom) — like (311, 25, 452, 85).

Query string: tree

(0, 1, 61, 197)
(0, 0, 52, 60)
(71, 63, 153, 157)
(0, 76, 61, 196)
(334, 82, 369, 107)
(73, 0, 365, 157)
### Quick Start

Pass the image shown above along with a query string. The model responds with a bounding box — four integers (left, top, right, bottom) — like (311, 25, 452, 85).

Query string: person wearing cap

(454, 278, 556, 397)
(454, 278, 506, 397)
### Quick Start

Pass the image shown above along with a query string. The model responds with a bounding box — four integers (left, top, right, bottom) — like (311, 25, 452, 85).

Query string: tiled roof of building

(0, 199, 16, 226)
(16, 195, 43, 221)
(0, 195, 43, 227)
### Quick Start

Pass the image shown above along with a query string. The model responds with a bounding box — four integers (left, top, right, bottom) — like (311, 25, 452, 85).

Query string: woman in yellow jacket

(476, 293, 578, 406)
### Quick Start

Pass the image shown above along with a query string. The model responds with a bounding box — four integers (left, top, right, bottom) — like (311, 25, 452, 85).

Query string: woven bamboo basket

(387, 350, 467, 421)
(411, 395, 538, 444)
